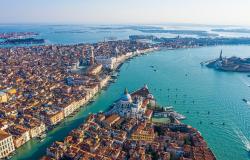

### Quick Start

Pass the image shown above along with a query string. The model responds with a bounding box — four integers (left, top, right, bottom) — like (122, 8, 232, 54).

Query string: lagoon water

(1, 25, 250, 160)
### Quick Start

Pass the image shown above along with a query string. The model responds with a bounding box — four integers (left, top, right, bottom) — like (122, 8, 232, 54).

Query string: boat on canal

(242, 99, 250, 105)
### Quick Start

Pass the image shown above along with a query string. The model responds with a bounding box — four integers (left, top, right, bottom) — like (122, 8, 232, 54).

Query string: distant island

(212, 28, 250, 34)
(130, 35, 250, 47)
(203, 50, 250, 72)
(0, 38, 45, 45)
(137, 29, 219, 37)
(0, 32, 39, 39)
(91, 25, 163, 30)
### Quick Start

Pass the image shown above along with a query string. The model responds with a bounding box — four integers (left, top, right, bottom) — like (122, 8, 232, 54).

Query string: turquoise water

(0, 25, 142, 46)
(11, 45, 250, 160)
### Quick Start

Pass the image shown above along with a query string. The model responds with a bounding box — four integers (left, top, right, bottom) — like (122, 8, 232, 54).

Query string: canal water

(12, 45, 250, 160)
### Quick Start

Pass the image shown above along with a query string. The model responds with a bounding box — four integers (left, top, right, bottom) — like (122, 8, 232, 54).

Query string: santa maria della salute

(108, 85, 155, 120)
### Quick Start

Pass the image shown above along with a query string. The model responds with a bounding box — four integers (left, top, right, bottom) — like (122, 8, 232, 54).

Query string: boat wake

(234, 127, 250, 152)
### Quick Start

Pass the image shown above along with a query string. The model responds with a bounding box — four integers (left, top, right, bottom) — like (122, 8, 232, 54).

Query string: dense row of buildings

(42, 86, 216, 160)
(0, 40, 154, 159)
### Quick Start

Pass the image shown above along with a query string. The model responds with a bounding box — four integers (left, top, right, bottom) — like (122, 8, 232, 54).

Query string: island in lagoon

(0, 38, 45, 45)
(0, 32, 39, 39)
(211, 28, 250, 34)
(137, 29, 219, 37)
(203, 50, 250, 72)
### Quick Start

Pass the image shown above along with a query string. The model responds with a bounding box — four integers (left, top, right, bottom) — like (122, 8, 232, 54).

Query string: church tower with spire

(219, 50, 223, 61)
(79, 48, 86, 66)
(89, 47, 95, 66)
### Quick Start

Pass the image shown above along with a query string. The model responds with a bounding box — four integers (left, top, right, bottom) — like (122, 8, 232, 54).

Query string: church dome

(121, 88, 132, 102)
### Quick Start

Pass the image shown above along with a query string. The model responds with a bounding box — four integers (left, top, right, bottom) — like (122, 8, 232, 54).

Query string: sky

(1, 0, 250, 26)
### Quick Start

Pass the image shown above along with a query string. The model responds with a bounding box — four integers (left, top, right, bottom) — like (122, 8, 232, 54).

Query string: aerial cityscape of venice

(0, 0, 250, 160)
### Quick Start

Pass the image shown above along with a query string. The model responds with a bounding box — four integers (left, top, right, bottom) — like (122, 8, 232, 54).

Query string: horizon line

(0, 22, 249, 28)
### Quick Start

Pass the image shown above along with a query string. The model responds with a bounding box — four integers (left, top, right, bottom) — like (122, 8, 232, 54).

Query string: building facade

(0, 130, 15, 159)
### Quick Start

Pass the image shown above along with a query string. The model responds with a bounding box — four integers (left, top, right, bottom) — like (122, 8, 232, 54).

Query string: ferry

(242, 99, 250, 105)
(164, 106, 173, 111)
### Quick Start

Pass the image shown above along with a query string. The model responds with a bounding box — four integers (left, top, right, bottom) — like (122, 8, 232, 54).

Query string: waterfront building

(84, 83, 99, 99)
(95, 56, 117, 70)
(98, 75, 111, 89)
(7, 125, 31, 148)
(61, 96, 88, 118)
(40, 110, 64, 126)
(61, 102, 79, 118)
(23, 116, 46, 138)
(86, 63, 103, 76)
(0, 130, 15, 159)
(29, 122, 46, 138)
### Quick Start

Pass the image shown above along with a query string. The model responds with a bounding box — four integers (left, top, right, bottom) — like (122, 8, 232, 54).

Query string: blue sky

(1, 0, 250, 26)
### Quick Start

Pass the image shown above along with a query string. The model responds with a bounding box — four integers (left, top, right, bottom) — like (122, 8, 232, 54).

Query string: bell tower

(90, 47, 95, 66)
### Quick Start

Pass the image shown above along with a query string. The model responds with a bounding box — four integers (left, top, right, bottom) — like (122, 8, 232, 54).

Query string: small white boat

(170, 111, 186, 120)
(164, 106, 173, 111)
(165, 106, 173, 109)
